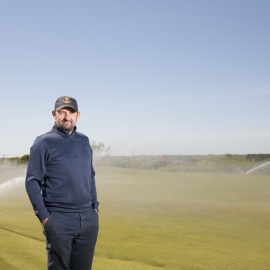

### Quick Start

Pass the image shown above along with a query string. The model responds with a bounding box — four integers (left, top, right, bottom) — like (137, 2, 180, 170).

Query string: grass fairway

(1, 166, 270, 269)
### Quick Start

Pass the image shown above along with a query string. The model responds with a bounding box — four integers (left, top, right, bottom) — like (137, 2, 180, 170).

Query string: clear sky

(1, 0, 270, 157)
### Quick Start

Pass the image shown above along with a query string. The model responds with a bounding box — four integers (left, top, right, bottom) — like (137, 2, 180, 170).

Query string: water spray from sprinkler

(245, 161, 270, 174)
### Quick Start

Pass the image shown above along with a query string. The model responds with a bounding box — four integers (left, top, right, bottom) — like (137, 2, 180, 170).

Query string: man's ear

(77, 111, 81, 120)
(52, 110, 56, 119)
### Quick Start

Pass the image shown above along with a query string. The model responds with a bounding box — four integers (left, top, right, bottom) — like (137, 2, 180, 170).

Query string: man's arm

(25, 138, 50, 223)
(90, 148, 99, 212)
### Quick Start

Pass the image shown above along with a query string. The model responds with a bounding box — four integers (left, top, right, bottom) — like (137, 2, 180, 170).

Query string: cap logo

(63, 97, 71, 104)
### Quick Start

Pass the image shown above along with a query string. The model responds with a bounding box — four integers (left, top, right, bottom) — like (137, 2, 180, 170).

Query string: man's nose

(63, 112, 72, 119)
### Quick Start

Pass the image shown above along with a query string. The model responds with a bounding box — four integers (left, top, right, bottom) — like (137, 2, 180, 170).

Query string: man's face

(52, 107, 80, 134)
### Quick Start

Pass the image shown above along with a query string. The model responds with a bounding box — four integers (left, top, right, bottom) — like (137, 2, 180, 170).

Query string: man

(25, 96, 99, 270)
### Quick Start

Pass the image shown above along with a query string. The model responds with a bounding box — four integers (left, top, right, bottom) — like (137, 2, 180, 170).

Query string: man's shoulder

(33, 129, 62, 147)
(36, 129, 56, 140)
(75, 131, 89, 139)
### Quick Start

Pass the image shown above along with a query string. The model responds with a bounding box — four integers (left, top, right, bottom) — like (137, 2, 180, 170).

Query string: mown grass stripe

(0, 257, 19, 270)
(0, 227, 45, 270)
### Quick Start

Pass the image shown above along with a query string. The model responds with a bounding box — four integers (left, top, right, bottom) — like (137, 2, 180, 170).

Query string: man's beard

(58, 120, 75, 132)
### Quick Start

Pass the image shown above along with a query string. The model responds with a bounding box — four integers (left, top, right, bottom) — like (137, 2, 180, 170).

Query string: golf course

(1, 164, 270, 269)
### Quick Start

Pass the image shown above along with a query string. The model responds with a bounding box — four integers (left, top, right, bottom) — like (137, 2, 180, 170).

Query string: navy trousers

(43, 208, 99, 270)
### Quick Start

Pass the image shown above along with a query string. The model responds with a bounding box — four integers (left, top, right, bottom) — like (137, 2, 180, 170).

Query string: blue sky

(1, 0, 270, 156)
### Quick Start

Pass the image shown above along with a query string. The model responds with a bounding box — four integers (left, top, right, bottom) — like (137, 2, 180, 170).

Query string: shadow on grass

(105, 254, 165, 268)
(0, 226, 43, 242)
(148, 261, 166, 267)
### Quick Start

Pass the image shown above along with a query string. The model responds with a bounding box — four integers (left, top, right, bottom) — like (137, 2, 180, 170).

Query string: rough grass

(0, 166, 270, 269)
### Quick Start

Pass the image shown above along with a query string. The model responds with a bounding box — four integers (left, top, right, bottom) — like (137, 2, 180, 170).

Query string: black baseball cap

(54, 96, 78, 112)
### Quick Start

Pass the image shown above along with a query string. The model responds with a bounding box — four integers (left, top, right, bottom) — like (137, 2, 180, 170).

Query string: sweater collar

(52, 123, 77, 137)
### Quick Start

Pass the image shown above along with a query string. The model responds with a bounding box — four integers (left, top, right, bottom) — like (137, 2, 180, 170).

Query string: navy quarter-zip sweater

(25, 124, 98, 222)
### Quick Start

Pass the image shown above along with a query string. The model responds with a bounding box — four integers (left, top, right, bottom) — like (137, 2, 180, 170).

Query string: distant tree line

(246, 154, 270, 162)
(8, 154, 30, 163)
(5, 152, 270, 174)
(5, 141, 110, 164)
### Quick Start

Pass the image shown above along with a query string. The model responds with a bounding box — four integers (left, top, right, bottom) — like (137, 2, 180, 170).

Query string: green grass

(1, 166, 270, 269)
